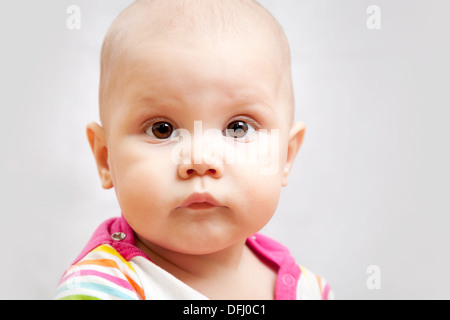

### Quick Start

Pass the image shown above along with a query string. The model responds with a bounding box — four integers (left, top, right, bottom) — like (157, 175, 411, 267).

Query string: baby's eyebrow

(131, 96, 184, 111)
(238, 101, 274, 111)
(226, 99, 275, 113)
(132, 97, 274, 116)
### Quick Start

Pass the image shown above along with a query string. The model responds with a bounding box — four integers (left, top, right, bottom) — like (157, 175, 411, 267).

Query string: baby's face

(92, 34, 303, 255)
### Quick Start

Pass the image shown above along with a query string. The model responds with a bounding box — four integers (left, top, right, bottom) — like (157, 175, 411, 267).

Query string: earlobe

(86, 122, 113, 189)
(282, 121, 306, 187)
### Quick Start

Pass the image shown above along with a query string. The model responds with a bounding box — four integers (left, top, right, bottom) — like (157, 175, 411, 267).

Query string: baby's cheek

(234, 164, 282, 220)
(255, 176, 281, 209)
(115, 159, 171, 211)
(251, 130, 287, 177)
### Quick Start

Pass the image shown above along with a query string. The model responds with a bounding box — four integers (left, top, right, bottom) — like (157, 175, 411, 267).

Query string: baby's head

(87, 0, 305, 255)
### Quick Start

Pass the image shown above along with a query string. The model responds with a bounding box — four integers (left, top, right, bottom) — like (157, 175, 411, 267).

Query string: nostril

(185, 168, 217, 176)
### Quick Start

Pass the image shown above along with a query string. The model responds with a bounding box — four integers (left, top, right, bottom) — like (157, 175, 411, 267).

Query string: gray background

(0, 0, 448, 299)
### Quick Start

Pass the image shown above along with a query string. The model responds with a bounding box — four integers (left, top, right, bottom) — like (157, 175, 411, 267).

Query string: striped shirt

(55, 216, 333, 300)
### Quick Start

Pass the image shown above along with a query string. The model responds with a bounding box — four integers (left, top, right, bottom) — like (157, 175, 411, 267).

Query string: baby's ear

(282, 121, 306, 187)
(86, 122, 113, 189)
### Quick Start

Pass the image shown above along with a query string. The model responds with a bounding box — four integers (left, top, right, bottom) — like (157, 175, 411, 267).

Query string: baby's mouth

(177, 192, 223, 210)
(186, 202, 216, 210)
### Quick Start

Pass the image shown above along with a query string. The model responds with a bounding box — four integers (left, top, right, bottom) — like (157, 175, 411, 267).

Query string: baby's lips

(178, 192, 223, 208)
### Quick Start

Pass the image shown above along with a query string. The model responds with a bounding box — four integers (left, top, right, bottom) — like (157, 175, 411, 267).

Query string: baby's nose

(178, 161, 223, 179)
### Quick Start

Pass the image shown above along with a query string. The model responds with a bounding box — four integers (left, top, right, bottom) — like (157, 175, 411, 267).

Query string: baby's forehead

(100, 0, 293, 126)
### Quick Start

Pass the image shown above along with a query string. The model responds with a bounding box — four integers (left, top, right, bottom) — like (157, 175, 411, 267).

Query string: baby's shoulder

(55, 244, 146, 300)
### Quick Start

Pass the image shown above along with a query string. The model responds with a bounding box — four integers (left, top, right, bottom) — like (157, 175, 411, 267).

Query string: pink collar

(74, 215, 300, 300)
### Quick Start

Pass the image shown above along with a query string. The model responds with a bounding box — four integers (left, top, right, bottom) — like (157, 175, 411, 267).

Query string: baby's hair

(99, 0, 294, 127)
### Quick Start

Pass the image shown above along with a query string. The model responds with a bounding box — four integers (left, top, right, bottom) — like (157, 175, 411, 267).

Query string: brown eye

(147, 122, 174, 139)
(224, 121, 250, 139)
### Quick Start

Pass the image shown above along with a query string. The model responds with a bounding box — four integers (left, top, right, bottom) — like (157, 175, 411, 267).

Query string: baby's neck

(134, 236, 276, 299)
(135, 236, 247, 277)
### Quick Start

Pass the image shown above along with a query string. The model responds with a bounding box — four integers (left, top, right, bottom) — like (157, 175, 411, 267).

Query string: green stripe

(59, 294, 102, 300)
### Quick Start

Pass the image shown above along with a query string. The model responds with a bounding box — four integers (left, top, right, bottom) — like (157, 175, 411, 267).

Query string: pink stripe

(322, 283, 330, 300)
(60, 269, 135, 292)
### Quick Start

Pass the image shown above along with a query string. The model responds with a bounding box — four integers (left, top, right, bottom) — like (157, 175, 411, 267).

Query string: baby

(56, 0, 333, 300)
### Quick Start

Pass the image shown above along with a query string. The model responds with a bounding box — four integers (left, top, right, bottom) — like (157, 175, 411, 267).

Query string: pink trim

(323, 283, 330, 300)
(72, 215, 148, 265)
(246, 234, 301, 300)
(73, 215, 301, 300)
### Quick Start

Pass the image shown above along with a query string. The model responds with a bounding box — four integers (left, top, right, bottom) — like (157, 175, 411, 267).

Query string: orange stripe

(75, 259, 146, 299)
(316, 275, 323, 299)
(77, 258, 117, 269)
(124, 273, 146, 300)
